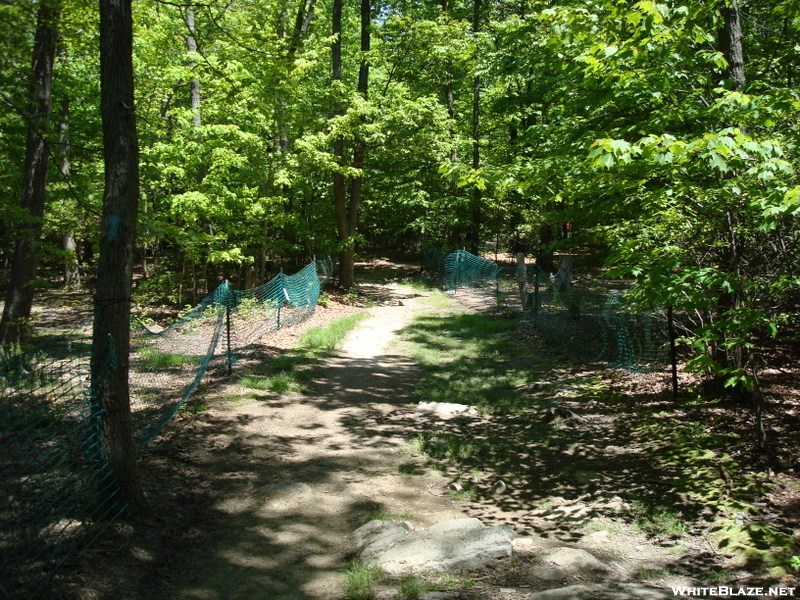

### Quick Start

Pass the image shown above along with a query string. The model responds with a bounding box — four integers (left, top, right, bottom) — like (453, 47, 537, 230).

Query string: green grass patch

(239, 372, 305, 394)
(271, 354, 305, 371)
(342, 561, 384, 600)
(237, 312, 369, 396)
(627, 415, 798, 568)
(136, 347, 202, 370)
(361, 509, 413, 524)
(432, 575, 475, 589)
(632, 416, 771, 511)
(581, 518, 622, 535)
(698, 568, 740, 583)
(416, 432, 475, 461)
(710, 518, 799, 568)
(180, 399, 209, 415)
(398, 305, 545, 416)
(629, 501, 686, 537)
(298, 312, 369, 354)
(398, 574, 429, 599)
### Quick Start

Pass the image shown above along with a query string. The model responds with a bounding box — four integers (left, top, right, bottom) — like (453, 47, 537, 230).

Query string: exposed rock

(491, 480, 508, 495)
(542, 547, 610, 572)
(512, 536, 537, 551)
(353, 518, 514, 576)
(528, 565, 565, 582)
(528, 583, 675, 600)
(417, 401, 478, 416)
(353, 520, 412, 557)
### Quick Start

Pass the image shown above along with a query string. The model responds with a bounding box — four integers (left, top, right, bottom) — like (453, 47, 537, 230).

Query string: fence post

(668, 304, 679, 398)
(225, 281, 233, 376)
(532, 269, 540, 326)
(276, 269, 284, 329)
(517, 253, 527, 311)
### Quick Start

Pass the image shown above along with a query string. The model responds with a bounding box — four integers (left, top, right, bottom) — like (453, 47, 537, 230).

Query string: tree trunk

(440, 0, 460, 242)
(331, 0, 349, 287)
(58, 93, 82, 290)
(0, 0, 61, 345)
(338, 0, 370, 290)
(711, 1, 749, 399)
(184, 8, 207, 183)
(92, 0, 148, 516)
(62, 232, 81, 290)
(720, 0, 745, 90)
(536, 222, 556, 273)
(331, 0, 370, 290)
(469, 0, 481, 255)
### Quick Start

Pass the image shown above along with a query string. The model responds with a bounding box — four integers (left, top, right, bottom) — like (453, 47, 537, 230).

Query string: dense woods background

(1, 0, 798, 392)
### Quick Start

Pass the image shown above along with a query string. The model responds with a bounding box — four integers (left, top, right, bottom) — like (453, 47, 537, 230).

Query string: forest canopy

(0, 0, 798, 392)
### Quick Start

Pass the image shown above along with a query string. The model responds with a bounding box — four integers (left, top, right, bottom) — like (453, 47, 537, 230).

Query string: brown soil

(18, 278, 800, 599)
(47, 285, 469, 600)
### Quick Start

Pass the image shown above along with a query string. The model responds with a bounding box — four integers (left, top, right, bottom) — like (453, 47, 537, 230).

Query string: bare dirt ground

(48, 285, 471, 600)
(17, 274, 800, 600)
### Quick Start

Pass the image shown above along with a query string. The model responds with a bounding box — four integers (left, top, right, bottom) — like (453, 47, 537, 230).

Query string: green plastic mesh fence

(128, 257, 331, 450)
(427, 248, 669, 371)
(0, 345, 126, 599)
(444, 250, 502, 290)
(0, 257, 332, 598)
(533, 285, 669, 370)
(128, 281, 230, 451)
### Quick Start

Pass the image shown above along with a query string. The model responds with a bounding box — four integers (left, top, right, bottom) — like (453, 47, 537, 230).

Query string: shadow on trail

(381, 307, 773, 556)
(49, 291, 793, 598)
(55, 325, 441, 600)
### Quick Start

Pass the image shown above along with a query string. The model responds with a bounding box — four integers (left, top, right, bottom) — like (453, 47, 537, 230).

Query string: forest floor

(18, 259, 800, 599)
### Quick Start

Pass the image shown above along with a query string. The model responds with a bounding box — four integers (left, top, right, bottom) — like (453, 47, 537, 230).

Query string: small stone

(543, 547, 610, 572)
(353, 519, 412, 554)
(492, 480, 507, 495)
(513, 537, 536, 550)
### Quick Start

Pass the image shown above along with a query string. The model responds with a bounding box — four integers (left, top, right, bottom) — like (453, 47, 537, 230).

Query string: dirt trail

(54, 283, 797, 600)
(159, 286, 466, 600)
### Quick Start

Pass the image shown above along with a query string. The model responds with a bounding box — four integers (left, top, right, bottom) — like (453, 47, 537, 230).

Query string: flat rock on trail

(164, 287, 467, 600)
